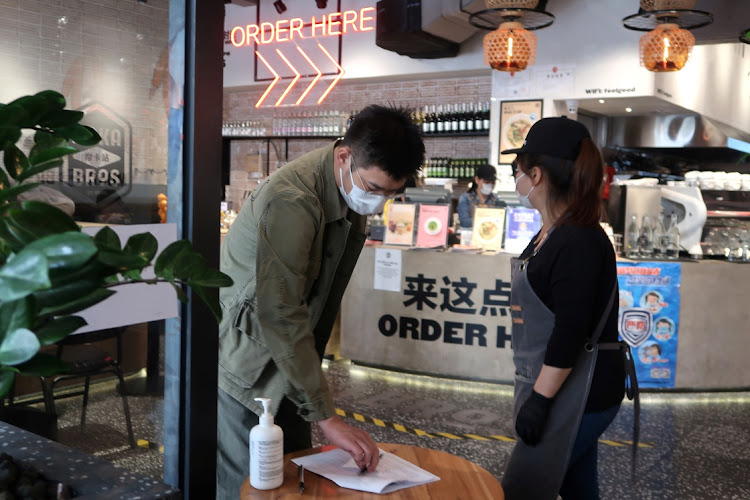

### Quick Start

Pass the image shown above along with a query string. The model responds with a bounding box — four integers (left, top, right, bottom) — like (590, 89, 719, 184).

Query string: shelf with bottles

(422, 157, 489, 180)
(417, 102, 491, 137)
(624, 212, 682, 261)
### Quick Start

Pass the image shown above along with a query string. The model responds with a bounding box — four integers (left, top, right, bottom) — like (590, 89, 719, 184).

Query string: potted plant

(0, 90, 232, 402)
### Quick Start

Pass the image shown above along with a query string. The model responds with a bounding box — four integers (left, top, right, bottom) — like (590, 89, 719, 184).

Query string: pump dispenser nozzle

(255, 397, 274, 426)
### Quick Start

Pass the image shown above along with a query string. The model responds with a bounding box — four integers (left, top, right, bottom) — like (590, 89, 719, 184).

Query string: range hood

(606, 114, 750, 153)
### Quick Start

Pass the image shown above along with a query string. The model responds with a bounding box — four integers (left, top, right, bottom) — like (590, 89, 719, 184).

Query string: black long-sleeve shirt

(519, 223, 624, 412)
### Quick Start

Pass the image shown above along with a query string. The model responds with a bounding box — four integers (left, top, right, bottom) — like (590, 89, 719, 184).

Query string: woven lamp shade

(484, 22, 537, 72)
(640, 0, 696, 11)
(640, 23, 694, 72)
(485, 0, 539, 8)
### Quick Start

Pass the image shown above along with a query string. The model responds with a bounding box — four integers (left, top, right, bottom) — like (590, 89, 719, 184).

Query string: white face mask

(480, 183, 494, 196)
(338, 156, 388, 215)
(515, 172, 535, 209)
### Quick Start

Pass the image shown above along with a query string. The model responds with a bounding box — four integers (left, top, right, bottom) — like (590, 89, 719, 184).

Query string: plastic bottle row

(626, 213, 680, 260)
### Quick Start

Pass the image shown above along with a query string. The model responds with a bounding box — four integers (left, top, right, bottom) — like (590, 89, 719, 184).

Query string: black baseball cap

(501, 116, 590, 161)
(475, 164, 497, 182)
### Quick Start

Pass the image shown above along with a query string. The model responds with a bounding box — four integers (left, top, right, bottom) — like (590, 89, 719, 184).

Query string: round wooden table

(239, 442, 503, 499)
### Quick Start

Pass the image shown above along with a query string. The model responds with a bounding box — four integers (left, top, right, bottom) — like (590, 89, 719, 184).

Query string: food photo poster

(384, 203, 416, 246)
(498, 99, 543, 165)
(415, 204, 450, 248)
(472, 207, 506, 251)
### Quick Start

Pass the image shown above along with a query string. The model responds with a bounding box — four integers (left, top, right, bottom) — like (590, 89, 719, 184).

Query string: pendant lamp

(623, 7, 712, 73)
(640, 23, 694, 72)
(640, 0, 695, 11)
(484, 22, 537, 72)
(468, 2, 554, 74)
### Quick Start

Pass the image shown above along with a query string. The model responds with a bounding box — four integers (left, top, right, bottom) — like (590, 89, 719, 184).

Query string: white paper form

(292, 448, 440, 494)
(373, 248, 402, 292)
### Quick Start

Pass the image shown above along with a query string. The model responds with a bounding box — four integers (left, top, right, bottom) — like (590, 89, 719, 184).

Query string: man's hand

(515, 390, 553, 446)
(317, 416, 380, 472)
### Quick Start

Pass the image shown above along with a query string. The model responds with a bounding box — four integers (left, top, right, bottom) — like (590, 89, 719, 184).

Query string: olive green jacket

(218, 142, 366, 420)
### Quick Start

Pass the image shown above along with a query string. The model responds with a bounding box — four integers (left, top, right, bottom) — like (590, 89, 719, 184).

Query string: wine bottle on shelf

(436, 105, 445, 134)
(422, 106, 431, 135)
(466, 103, 475, 132)
(428, 105, 437, 134)
(450, 103, 459, 133)
(458, 103, 467, 132)
(474, 102, 483, 132)
(482, 102, 491, 131)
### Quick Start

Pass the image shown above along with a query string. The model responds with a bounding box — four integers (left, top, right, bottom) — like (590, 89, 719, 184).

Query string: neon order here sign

(230, 7, 375, 47)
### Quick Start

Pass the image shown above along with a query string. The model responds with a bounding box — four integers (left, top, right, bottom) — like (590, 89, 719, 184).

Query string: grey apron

(502, 236, 615, 500)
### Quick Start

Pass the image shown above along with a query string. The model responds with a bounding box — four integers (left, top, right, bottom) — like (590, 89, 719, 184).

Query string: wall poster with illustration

(498, 99, 543, 165)
(617, 262, 681, 388)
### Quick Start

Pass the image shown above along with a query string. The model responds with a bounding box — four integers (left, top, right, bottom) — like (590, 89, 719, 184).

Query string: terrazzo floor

(29, 358, 750, 499)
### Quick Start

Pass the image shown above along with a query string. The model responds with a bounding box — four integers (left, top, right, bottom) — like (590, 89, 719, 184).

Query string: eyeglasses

(350, 154, 399, 197)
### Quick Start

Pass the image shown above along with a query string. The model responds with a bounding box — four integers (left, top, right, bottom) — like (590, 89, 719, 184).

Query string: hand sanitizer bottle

(249, 397, 284, 490)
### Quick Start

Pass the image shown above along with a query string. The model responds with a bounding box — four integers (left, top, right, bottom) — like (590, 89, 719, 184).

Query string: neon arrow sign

(231, 6, 374, 107)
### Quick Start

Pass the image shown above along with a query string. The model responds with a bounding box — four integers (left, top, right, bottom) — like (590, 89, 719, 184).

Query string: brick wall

(223, 74, 492, 210)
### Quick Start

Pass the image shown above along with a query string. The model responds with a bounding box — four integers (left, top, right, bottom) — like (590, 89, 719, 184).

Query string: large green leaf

(93, 226, 121, 251)
(31, 131, 66, 151)
(55, 124, 100, 146)
(34, 90, 66, 111)
(28, 145, 78, 167)
(154, 240, 191, 279)
(0, 297, 33, 343)
(38, 109, 84, 128)
(0, 158, 10, 190)
(124, 232, 158, 262)
(37, 288, 115, 317)
(191, 284, 222, 323)
(5, 94, 50, 125)
(0, 125, 22, 147)
(0, 328, 40, 365)
(0, 103, 29, 128)
(98, 249, 149, 270)
(34, 316, 87, 346)
(0, 371, 15, 399)
(0, 219, 24, 254)
(34, 279, 99, 307)
(20, 200, 80, 233)
(15, 353, 68, 377)
(3, 144, 30, 179)
(15, 159, 64, 183)
(25, 232, 96, 271)
(0, 249, 50, 302)
(173, 250, 206, 280)
(0, 182, 38, 205)
(189, 268, 233, 288)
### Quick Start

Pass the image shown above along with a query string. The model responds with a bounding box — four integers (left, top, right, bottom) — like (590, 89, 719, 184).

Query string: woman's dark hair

(515, 137, 604, 226)
(341, 105, 425, 181)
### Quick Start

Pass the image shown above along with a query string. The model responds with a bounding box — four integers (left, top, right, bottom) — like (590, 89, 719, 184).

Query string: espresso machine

(607, 183, 708, 258)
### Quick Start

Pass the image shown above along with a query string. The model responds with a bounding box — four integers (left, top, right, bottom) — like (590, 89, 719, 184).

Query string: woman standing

(457, 164, 506, 229)
(501, 117, 626, 500)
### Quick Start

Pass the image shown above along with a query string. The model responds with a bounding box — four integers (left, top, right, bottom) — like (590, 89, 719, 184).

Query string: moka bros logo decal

(63, 101, 132, 200)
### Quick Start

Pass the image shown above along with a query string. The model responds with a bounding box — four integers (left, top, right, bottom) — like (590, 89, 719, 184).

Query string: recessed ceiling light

(599, 99, 605, 104)
(625, 107, 633, 113)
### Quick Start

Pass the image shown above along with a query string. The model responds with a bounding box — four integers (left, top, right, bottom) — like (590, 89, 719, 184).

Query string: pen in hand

(298, 464, 304, 494)
(358, 453, 384, 476)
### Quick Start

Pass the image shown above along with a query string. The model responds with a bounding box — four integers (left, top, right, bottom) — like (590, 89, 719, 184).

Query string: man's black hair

(342, 104, 424, 180)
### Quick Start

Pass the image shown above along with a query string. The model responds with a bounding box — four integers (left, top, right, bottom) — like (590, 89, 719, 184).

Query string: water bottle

(639, 214, 654, 258)
(626, 215, 640, 259)
(665, 213, 680, 260)
(652, 212, 667, 259)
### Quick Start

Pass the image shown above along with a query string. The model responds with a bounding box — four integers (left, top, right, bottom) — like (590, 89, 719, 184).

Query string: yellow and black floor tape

(335, 408, 653, 449)
(135, 408, 652, 453)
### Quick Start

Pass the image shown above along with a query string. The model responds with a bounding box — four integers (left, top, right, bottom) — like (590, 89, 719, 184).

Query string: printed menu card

(415, 204, 450, 248)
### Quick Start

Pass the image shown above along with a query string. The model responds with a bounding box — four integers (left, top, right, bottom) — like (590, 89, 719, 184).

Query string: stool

(39, 328, 136, 448)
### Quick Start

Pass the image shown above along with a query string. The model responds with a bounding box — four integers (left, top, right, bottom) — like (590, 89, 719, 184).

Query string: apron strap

(585, 284, 617, 348)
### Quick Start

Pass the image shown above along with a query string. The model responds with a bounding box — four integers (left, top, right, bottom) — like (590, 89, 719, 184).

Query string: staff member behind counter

(457, 164, 506, 229)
